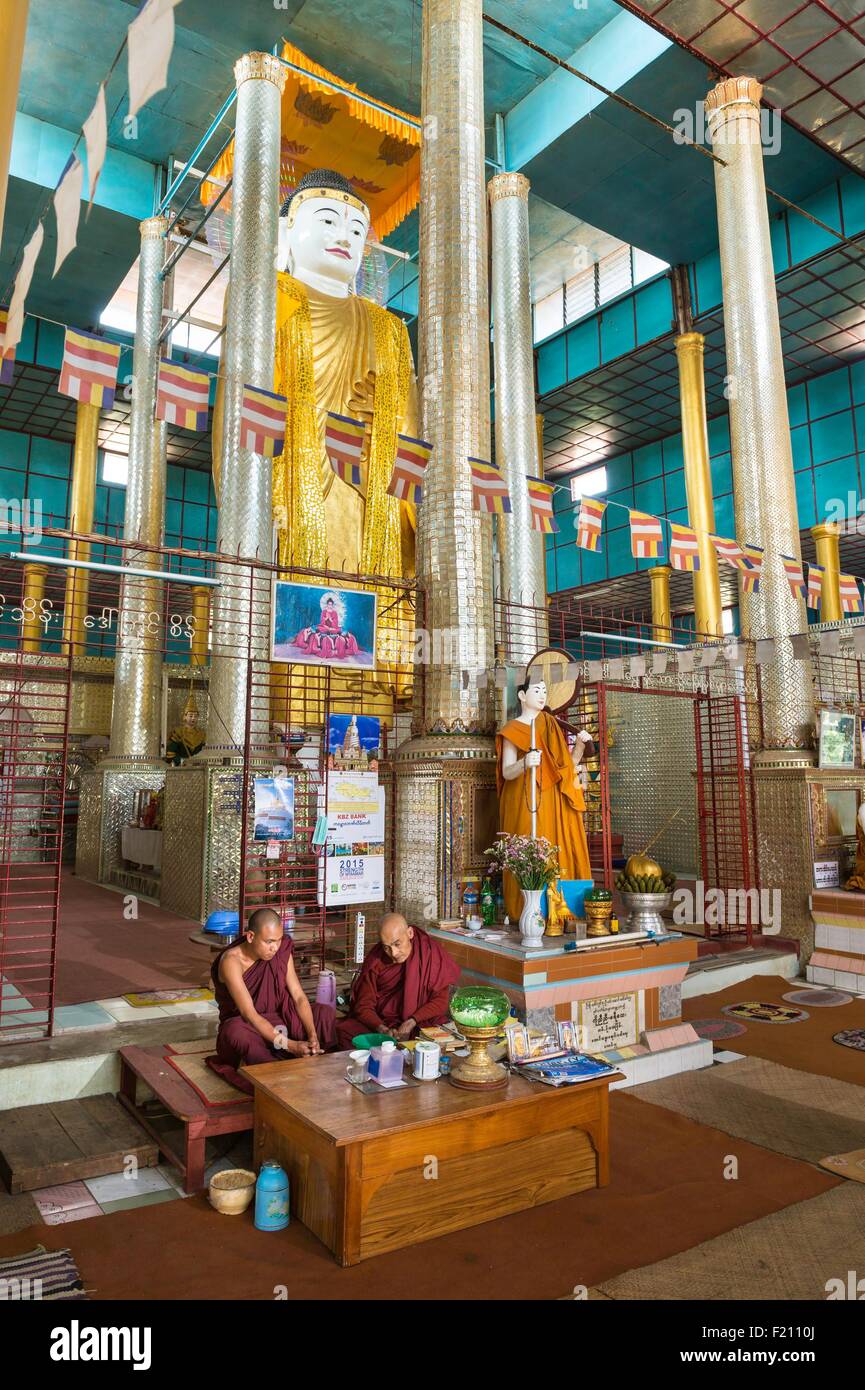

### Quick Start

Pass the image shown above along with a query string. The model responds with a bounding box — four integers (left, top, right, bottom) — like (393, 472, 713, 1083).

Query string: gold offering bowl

(585, 899, 614, 937)
(449, 1025, 509, 1091)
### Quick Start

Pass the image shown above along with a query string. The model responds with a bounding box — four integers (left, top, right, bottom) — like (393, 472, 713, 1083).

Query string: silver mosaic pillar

(205, 52, 285, 753)
(393, 0, 498, 924)
(489, 171, 548, 663)
(706, 77, 814, 759)
(109, 216, 167, 759)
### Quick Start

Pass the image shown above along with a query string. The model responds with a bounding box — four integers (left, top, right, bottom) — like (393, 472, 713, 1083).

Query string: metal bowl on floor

(620, 891, 672, 934)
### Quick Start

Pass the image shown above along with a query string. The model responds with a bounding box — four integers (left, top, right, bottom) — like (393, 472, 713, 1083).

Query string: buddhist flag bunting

(387, 433, 432, 504)
(0, 308, 15, 387)
(629, 509, 664, 559)
(52, 154, 84, 277)
(128, 0, 181, 121)
(469, 458, 511, 514)
(710, 533, 752, 573)
(325, 411, 365, 486)
(669, 521, 700, 571)
(806, 562, 824, 609)
(780, 553, 807, 602)
(82, 84, 107, 208)
(576, 497, 606, 551)
(741, 543, 764, 594)
(527, 476, 558, 533)
(59, 328, 122, 408)
(156, 359, 209, 430)
(239, 384, 286, 457)
(5, 222, 43, 354)
(840, 573, 864, 615)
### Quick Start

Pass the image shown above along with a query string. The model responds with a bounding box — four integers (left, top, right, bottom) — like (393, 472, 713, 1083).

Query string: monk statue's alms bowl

(448, 987, 510, 1091)
(449, 987, 511, 1031)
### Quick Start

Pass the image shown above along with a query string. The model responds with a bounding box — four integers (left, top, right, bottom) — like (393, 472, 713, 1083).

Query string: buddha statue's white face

(279, 195, 370, 298)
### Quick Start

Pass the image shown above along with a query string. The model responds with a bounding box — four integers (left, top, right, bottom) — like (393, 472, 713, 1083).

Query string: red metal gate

(694, 691, 760, 942)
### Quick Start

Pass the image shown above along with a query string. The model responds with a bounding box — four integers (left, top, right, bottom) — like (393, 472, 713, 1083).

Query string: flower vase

(518, 888, 546, 946)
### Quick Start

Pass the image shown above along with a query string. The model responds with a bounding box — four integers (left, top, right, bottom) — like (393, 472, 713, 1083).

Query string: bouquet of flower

(484, 834, 559, 890)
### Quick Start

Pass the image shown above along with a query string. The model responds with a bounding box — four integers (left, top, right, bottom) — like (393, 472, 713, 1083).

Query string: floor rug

(0, 1244, 86, 1299)
(0, 1092, 839, 1301)
(722, 1000, 809, 1024)
(683, 975, 865, 1087)
(165, 1037, 218, 1056)
(819, 1148, 865, 1185)
(595, 1184, 865, 1301)
(833, 1028, 865, 1052)
(123, 989, 214, 1008)
(691, 1017, 747, 1041)
(0, 1190, 40, 1236)
(782, 988, 853, 1007)
(626, 1055, 865, 1164)
(164, 1051, 248, 1107)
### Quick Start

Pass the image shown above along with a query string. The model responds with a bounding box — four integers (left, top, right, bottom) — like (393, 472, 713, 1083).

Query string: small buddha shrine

(0, 0, 862, 1334)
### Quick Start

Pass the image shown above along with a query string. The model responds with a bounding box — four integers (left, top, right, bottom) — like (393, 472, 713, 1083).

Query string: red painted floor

(54, 869, 209, 1005)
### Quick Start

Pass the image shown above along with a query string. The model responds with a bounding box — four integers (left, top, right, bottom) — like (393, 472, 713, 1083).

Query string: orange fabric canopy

(202, 41, 420, 242)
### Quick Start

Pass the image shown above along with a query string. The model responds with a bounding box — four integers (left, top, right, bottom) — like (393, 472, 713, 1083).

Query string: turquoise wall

(546, 358, 865, 598)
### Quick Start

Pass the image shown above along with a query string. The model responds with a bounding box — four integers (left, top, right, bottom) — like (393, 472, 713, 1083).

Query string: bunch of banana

(615, 867, 677, 895)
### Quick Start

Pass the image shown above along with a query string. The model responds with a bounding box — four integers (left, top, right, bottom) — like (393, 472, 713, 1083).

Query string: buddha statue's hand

(525, 750, 542, 769)
(577, 729, 593, 744)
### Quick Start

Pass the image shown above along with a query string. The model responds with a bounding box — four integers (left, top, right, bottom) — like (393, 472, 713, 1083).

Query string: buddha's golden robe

(272, 273, 417, 577)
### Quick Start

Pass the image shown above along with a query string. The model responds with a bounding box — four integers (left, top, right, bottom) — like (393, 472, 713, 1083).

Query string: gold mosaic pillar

(650, 565, 672, 643)
(189, 584, 210, 667)
(21, 563, 47, 652)
(205, 53, 285, 753)
(392, 0, 498, 923)
(62, 401, 100, 654)
(706, 77, 814, 758)
(675, 333, 722, 641)
(109, 217, 168, 759)
(811, 522, 842, 624)
(489, 171, 548, 661)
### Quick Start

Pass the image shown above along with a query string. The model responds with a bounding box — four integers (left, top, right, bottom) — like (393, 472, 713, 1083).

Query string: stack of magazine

(514, 1053, 616, 1087)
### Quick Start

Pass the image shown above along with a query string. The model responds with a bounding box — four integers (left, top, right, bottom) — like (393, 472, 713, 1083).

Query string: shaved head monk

(209, 908, 336, 1093)
(335, 913, 460, 1051)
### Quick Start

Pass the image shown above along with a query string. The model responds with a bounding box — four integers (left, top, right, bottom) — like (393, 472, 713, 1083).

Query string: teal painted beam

(504, 13, 671, 172)
(10, 112, 156, 222)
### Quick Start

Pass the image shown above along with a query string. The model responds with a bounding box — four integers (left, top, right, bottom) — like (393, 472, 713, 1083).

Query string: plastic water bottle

(254, 1161, 290, 1231)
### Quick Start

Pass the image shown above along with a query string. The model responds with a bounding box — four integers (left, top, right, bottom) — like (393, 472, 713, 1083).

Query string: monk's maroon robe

(209, 935, 335, 1093)
(335, 926, 460, 1050)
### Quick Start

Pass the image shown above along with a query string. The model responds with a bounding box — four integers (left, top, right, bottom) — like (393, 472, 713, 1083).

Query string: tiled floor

(0, 976, 219, 1036)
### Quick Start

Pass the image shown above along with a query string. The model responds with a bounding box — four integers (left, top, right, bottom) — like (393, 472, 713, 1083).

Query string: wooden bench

(117, 1044, 253, 1194)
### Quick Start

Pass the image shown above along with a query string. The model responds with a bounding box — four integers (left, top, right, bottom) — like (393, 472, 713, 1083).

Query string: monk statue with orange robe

(496, 677, 593, 922)
(844, 801, 865, 892)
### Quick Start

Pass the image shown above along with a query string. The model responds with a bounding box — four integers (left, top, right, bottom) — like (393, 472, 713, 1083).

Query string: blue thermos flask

(254, 1161, 290, 1231)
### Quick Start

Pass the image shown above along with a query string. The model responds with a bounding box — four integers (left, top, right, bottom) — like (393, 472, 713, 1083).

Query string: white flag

(754, 638, 775, 665)
(565, 662, 582, 681)
(678, 650, 695, 673)
(722, 641, 745, 667)
(818, 629, 840, 657)
(629, 655, 646, 678)
(587, 661, 603, 683)
(6, 222, 44, 351)
(607, 657, 624, 679)
(698, 646, 718, 669)
(53, 155, 84, 276)
(127, 0, 181, 121)
(790, 633, 810, 662)
(651, 652, 668, 676)
(83, 84, 107, 206)
(852, 626, 865, 658)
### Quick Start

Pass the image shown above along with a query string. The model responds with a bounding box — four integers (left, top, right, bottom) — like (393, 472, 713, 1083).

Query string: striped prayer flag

(780, 553, 807, 602)
(0, 307, 14, 386)
(387, 433, 432, 504)
(741, 543, 764, 594)
(629, 509, 664, 559)
(840, 573, 864, 615)
(806, 562, 824, 609)
(576, 497, 606, 551)
(527, 476, 558, 533)
(710, 533, 752, 573)
(325, 411, 365, 487)
(669, 521, 700, 572)
(240, 383, 286, 456)
(469, 457, 511, 514)
(59, 327, 122, 408)
(156, 359, 209, 431)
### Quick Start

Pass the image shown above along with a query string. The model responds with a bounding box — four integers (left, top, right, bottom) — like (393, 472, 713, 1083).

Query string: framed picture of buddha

(271, 580, 377, 670)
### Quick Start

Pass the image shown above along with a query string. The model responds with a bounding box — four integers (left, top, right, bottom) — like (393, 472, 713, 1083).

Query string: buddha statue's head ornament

(278, 168, 371, 295)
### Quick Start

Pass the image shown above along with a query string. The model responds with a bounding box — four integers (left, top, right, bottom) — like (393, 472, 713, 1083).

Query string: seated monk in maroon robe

(209, 907, 336, 1094)
(335, 913, 461, 1051)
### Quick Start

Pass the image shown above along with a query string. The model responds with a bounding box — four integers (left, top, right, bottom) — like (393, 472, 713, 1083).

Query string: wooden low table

(118, 1044, 253, 1194)
(242, 1052, 619, 1266)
